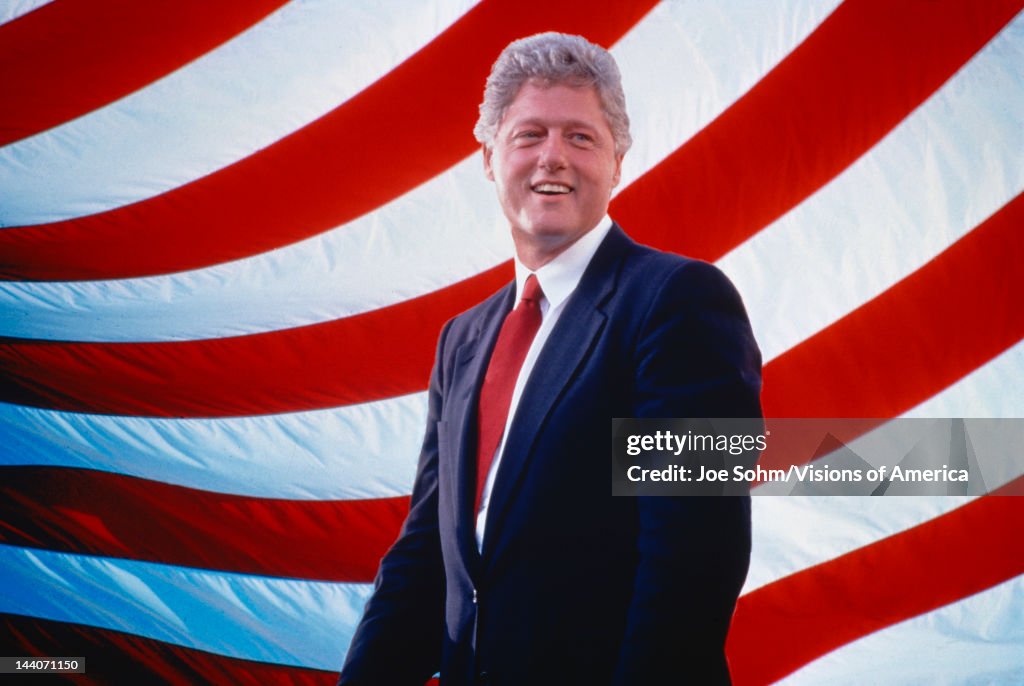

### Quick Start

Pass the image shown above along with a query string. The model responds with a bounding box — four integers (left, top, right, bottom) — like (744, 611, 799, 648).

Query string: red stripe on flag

(0, 0, 657, 281)
(2, 192, 1021, 418)
(0, 614, 337, 686)
(0, 466, 406, 582)
(728, 477, 1024, 685)
(0, 263, 510, 417)
(612, 0, 1024, 262)
(0, 0, 289, 146)
(762, 192, 1024, 419)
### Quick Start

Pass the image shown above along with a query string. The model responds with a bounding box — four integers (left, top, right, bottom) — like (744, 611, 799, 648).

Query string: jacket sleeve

(614, 260, 762, 686)
(337, 322, 452, 686)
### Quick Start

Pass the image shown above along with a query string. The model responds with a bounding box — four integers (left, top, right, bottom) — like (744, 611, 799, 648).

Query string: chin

(525, 215, 582, 235)
(526, 226, 578, 245)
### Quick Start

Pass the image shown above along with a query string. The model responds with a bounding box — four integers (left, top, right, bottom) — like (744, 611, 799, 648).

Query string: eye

(569, 132, 595, 144)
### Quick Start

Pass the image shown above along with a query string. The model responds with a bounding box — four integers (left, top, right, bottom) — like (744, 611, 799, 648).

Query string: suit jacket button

(472, 589, 478, 604)
(476, 671, 489, 685)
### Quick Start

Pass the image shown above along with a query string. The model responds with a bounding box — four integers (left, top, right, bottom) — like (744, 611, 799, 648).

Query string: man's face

(483, 81, 623, 269)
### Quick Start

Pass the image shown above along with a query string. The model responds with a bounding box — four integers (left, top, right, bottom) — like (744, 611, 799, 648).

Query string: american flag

(1, 0, 1022, 683)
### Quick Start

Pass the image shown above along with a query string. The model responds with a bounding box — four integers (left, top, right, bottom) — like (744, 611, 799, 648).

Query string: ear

(483, 145, 495, 181)
(611, 152, 624, 188)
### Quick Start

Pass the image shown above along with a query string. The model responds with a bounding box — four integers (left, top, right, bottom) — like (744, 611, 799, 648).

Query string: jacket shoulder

(612, 231, 740, 306)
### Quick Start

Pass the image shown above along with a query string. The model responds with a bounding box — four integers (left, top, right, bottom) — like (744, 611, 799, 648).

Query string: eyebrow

(511, 117, 602, 132)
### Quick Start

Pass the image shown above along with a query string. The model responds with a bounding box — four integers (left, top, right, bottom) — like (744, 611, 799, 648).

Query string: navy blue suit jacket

(339, 225, 763, 685)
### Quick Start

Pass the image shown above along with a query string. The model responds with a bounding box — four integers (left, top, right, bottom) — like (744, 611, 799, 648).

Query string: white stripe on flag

(0, 393, 425, 500)
(776, 574, 1024, 685)
(746, 495, 976, 594)
(0, 543, 372, 671)
(0, 0, 52, 25)
(719, 13, 1024, 361)
(612, 0, 842, 190)
(0, 153, 515, 340)
(904, 341, 1024, 419)
(0, 0, 482, 225)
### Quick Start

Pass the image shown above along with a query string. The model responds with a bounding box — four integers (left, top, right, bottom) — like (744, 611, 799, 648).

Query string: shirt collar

(513, 215, 613, 309)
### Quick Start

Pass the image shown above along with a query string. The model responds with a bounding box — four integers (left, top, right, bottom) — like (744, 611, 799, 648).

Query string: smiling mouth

(532, 183, 572, 195)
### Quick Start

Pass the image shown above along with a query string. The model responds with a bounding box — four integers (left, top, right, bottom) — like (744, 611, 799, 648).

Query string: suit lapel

(443, 284, 515, 569)
(481, 227, 630, 558)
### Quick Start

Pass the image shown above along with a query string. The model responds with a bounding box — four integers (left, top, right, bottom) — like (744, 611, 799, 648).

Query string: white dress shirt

(475, 216, 613, 550)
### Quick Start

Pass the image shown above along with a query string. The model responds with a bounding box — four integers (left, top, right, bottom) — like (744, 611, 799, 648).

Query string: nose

(537, 134, 568, 171)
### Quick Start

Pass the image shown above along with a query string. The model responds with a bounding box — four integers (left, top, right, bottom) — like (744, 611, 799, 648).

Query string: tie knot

(521, 274, 543, 304)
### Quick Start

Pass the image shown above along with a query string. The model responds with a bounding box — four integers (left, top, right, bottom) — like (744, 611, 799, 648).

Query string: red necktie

(475, 274, 544, 510)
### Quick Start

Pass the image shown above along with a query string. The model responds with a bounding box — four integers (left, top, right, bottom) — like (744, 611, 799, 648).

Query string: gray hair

(473, 32, 632, 156)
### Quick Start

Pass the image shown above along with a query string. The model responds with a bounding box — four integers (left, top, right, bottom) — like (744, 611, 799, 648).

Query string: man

(339, 33, 761, 685)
